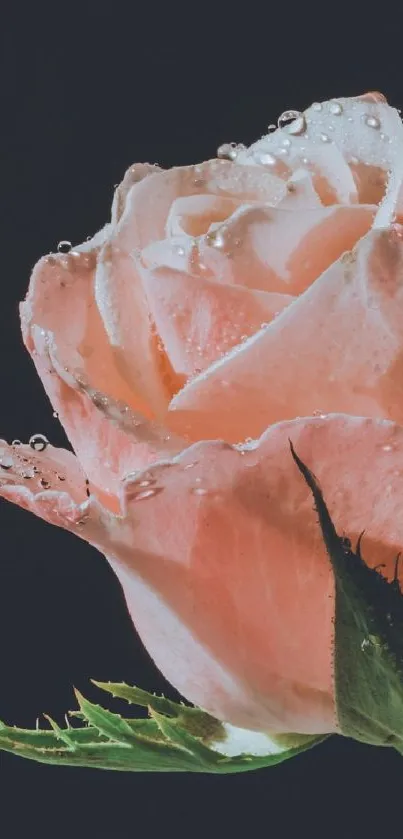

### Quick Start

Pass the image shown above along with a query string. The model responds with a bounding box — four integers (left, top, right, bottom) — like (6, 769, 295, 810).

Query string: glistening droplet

(57, 241, 72, 253)
(286, 114, 307, 136)
(277, 109, 302, 130)
(364, 114, 381, 129)
(217, 142, 238, 161)
(329, 100, 343, 115)
(29, 434, 49, 452)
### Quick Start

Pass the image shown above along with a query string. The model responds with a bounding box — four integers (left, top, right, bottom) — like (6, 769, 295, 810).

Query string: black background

(1, 4, 403, 837)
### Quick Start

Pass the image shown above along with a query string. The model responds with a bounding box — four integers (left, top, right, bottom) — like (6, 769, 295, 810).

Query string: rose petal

(166, 194, 242, 237)
(138, 262, 294, 378)
(196, 204, 375, 294)
(95, 239, 178, 414)
(168, 227, 403, 443)
(111, 162, 162, 225)
(238, 92, 403, 205)
(26, 327, 185, 510)
(99, 415, 403, 733)
(20, 236, 152, 414)
(0, 438, 117, 548)
(116, 159, 289, 252)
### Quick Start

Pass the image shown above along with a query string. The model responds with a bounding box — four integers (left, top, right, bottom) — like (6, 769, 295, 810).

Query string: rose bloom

(2, 91, 403, 738)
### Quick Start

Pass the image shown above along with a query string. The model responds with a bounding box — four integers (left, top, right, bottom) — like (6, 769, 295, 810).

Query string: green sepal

(0, 681, 327, 773)
(290, 440, 403, 752)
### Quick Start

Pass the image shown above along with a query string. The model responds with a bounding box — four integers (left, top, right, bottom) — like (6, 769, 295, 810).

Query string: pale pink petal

(238, 92, 403, 205)
(0, 438, 118, 547)
(166, 194, 242, 237)
(196, 204, 375, 294)
(100, 415, 403, 733)
(94, 239, 177, 415)
(21, 238, 149, 413)
(111, 162, 162, 225)
(28, 327, 185, 510)
(168, 227, 403, 443)
(116, 159, 288, 252)
(138, 262, 294, 377)
(239, 124, 358, 206)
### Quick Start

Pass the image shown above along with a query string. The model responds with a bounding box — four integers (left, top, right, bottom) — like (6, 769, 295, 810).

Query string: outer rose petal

(0, 439, 117, 547)
(138, 262, 294, 378)
(111, 162, 162, 224)
(20, 236, 145, 410)
(197, 204, 375, 294)
(20, 240, 185, 506)
(94, 415, 403, 734)
(30, 328, 185, 509)
(168, 227, 403, 443)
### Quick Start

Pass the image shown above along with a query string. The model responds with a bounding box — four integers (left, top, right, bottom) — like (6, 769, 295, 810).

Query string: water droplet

(281, 137, 291, 148)
(382, 444, 393, 451)
(260, 321, 268, 328)
(267, 123, 276, 132)
(329, 100, 343, 115)
(131, 488, 161, 501)
(11, 440, 22, 447)
(256, 152, 277, 166)
(29, 434, 49, 452)
(52, 411, 59, 419)
(311, 102, 322, 112)
(206, 230, 225, 249)
(380, 132, 390, 142)
(277, 109, 302, 130)
(138, 478, 155, 487)
(191, 486, 208, 496)
(217, 142, 238, 161)
(286, 114, 307, 136)
(174, 244, 185, 256)
(320, 133, 331, 143)
(0, 456, 13, 470)
(277, 147, 289, 156)
(312, 409, 327, 417)
(184, 461, 197, 470)
(57, 240, 72, 253)
(39, 478, 51, 489)
(364, 114, 381, 130)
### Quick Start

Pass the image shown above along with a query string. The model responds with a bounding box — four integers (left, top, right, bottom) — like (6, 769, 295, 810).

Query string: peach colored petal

(196, 204, 375, 294)
(168, 227, 403, 443)
(166, 194, 242, 237)
(138, 262, 294, 378)
(238, 93, 403, 205)
(0, 438, 117, 547)
(20, 238, 148, 413)
(116, 159, 289, 252)
(99, 415, 403, 733)
(94, 239, 177, 414)
(374, 157, 403, 229)
(111, 162, 162, 225)
(238, 125, 358, 206)
(28, 327, 185, 509)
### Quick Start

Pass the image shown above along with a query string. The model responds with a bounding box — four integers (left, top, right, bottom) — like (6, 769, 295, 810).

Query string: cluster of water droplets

(0, 434, 69, 489)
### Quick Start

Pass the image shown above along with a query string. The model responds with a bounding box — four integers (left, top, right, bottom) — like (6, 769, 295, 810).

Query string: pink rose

(3, 91, 403, 737)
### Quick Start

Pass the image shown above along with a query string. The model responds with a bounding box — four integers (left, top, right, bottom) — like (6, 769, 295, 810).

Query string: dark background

(1, 4, 403, 837)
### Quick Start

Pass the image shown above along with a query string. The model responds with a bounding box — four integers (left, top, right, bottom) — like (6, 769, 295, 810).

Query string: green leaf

(290, 440, 403, 751)
(0, 682, 327, 773)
